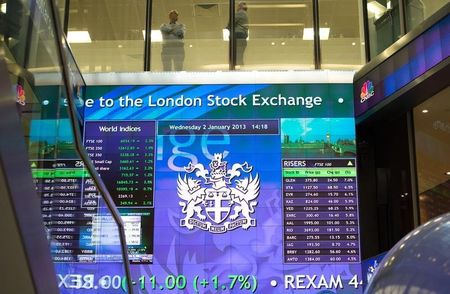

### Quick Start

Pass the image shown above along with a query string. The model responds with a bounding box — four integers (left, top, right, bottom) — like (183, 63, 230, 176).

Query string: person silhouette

(160, 10, 186, 71)
(234, 2, 249, 66)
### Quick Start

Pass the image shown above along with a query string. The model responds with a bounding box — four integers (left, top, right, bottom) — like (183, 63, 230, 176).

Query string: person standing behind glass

(160, 10, 185, 71)
(235, 2, 249, 66)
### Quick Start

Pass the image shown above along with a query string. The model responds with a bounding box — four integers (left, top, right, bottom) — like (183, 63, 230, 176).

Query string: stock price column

(283, 159, 360, 263)
(31, 159, 96, 262)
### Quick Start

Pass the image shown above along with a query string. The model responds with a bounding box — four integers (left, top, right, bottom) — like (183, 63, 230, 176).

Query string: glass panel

(67, 0, 146, 72)
(414, 87, 450, 224)
(405, 0, 448, 31)
(63, 39, 86, 126)
(319, 0, 365, 70)
(366, 0, 401, 59)
(0, 0, 130, 289)
(151, 0, 229, 71)
(55, 0, 66, 26)
(233, 0, 314, 70)
(0, 0, 30, 66)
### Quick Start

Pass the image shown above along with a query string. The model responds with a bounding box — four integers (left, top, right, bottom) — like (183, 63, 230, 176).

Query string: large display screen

(35, 74, 364, 293)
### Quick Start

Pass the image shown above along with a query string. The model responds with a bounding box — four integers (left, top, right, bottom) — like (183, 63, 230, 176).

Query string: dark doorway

(357, 112, 415, 258)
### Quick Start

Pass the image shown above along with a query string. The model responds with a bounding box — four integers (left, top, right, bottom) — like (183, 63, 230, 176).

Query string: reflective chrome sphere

(365, 213, 450, 293)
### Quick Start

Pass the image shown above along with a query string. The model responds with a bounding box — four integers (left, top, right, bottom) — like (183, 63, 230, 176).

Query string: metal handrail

(47, 0, 134, 292)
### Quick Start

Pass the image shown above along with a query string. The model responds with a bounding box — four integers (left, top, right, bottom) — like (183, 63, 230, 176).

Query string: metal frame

(398, 0, 407, 36)
(312, 0, 321, 69)
(47, 0, 134, 292)
(63, 0, 70, 34)
(406, 111, 419, 227)
(361, 0, 371, 62)
(82, 70, 355, 85)
(144, 0, 152, 71)
(229, 0, 236, 70)
(0, 59, 59, 294)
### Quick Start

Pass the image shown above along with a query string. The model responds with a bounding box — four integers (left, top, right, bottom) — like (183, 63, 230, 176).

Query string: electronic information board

(33, 73, 364, 293)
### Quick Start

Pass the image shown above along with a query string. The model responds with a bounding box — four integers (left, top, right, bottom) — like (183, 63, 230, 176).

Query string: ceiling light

(303, 28, 330, 40)
(152, 30, 163, 42)
(352, 42, 356, 46)
(142, 30, 163, 42)
(222, 29, 229, 41)
(367, 1, 387, 19)
(222, 29, 249, 41)
(67, 31, 92, 43)
(445, 171, 450, 176)
(249, 23, 304, 27)
(271, 42, 275, 46)
(422, 109, 429, 113)
(1, 3, 6, 13)
(117, 44, 123, 48)
(281, 42, 286, 45)
(248, 4, 307, 9)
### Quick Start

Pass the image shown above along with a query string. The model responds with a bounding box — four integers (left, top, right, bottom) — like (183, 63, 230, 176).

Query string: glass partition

(413, 87, 450, 224)
(1, 0, 131, 292)
(405, 0, 448, 31)
(151, 0, 229, 71)
(59, 0, 401, 70)
(319, 0, 365, 70)
(366, 0, 401, 59)
(67, 0, 146, 72)
(63, 39, 86, 125)
(234, 0, 314, 70)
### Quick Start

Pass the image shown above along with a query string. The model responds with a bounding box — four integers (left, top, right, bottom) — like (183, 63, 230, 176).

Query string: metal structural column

(312, 0, 321, 69)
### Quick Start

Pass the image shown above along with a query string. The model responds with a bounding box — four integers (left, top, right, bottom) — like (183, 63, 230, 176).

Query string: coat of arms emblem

(177, 153, 260, 233)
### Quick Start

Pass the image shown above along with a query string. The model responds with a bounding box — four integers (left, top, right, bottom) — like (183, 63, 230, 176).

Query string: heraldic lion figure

(177, 175, 206, 229)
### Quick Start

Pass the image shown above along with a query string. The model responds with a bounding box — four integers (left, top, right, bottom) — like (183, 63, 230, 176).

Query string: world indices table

(282, 159, 361, 263)
(84, 121, 156, 207)
(84, 121, 156, 263)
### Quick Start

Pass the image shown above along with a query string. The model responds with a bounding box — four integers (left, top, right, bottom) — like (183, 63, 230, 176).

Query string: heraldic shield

(204, 188, 232, 224)
(178, 152, 260, 233)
